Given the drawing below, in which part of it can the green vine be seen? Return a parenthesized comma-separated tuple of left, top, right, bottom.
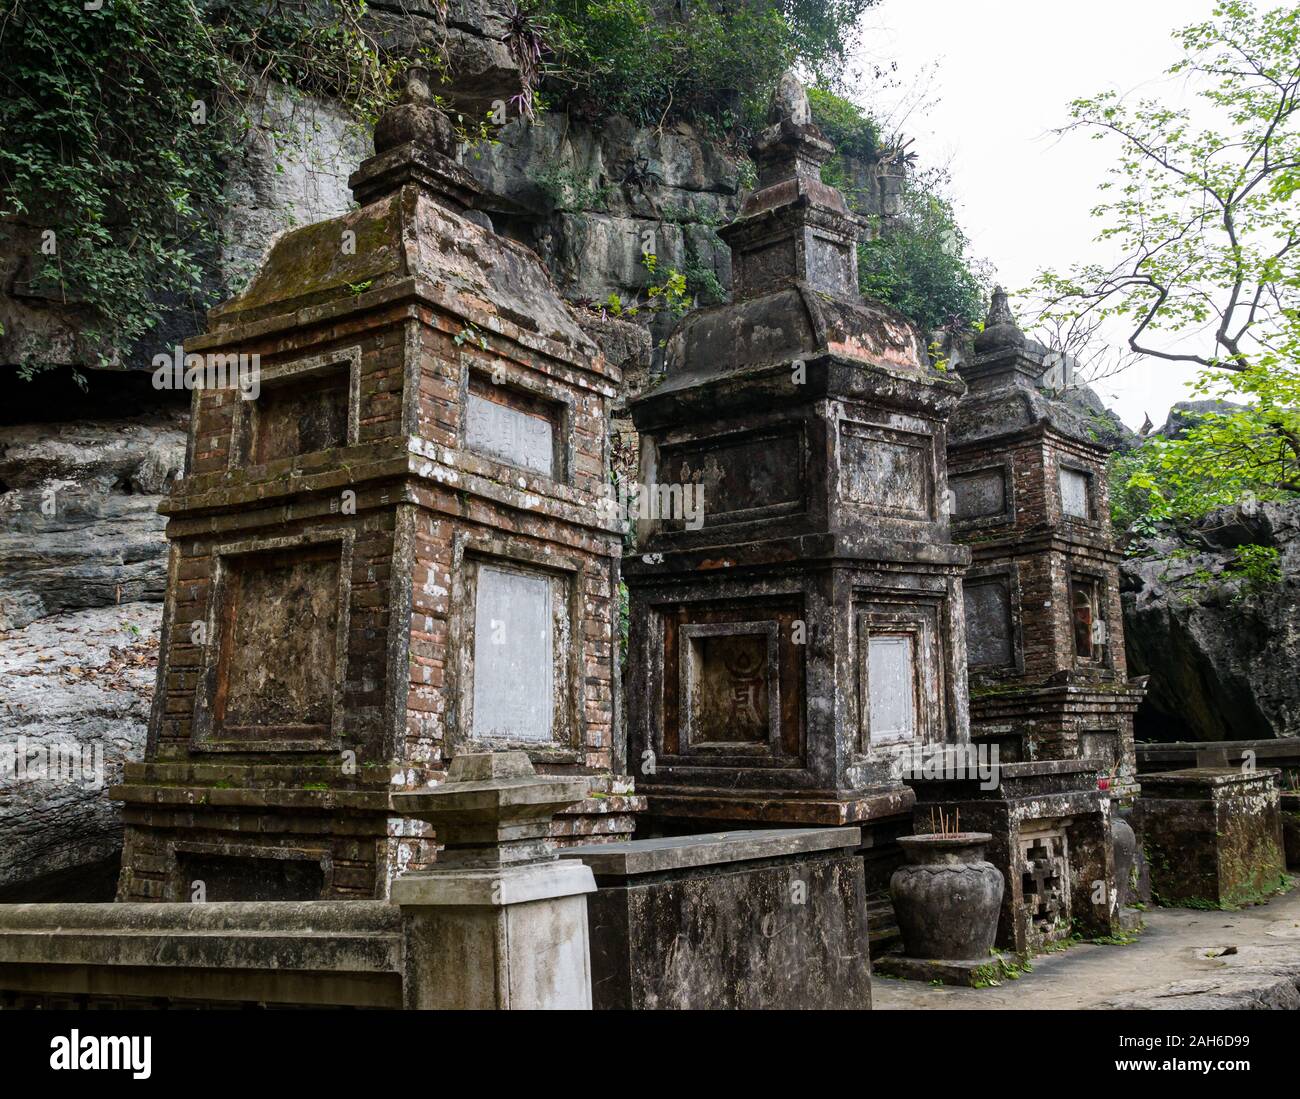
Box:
(533, 0, 879, 135)
(0, 0, 404, 378)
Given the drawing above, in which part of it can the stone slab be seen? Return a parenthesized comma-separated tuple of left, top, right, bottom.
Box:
(875, 952, 1017, 988)
(1137, 739, 1300, 774)
(559, 826, 861, 877)
(390, 858, 596, 907)
(1139, 766, 1282, 794)
(0, 901, 403, 1008)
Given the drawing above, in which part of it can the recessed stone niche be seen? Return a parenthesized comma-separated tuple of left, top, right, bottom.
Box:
(681, 623, 780, 750)
(661, 602, 805, 767)
(854, 597, 944, 749)
(964, 577, 1014, 669)
(950, 467, 1007, 522)
(659, 426, 805, 528)
(232, 347, 361, 467)
(839, 422, 934, 520)
(1080, 729, 1120, 771)
(178, 852, 326, 902)
(203, 539, 348, 747)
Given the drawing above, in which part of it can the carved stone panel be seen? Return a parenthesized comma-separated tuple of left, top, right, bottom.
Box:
(662, 428, 804, 526)
(680, 622, 780, 751)
(660, 602, 805, 765)
(1080, 729, 1119, 771)
(964, 578, 1014, 668)
(950, 468, 1007, 521)
(840, 423, 933, 520)
(466, 390, 556, 477)
(471, 564, 554, 742)
(1018, 827, 1072, 946)
(212, 542, 344, 743)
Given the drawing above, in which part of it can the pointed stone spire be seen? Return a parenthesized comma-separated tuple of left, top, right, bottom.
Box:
(750, 70, 836, 192)
(769, 70, 813, 127)
(973, 285, 1026, 353)
(348, 64, 480, 211)
(721, 71, 863, 301)
(372, 65, 455, 158)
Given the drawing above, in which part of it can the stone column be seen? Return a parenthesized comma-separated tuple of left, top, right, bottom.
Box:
(390, 752, 596, 1009)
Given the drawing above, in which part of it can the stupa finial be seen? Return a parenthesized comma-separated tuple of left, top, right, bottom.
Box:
(974, 285, 1026, 353)
(768, 71, 813, 128)
(350, 61, 478, 210)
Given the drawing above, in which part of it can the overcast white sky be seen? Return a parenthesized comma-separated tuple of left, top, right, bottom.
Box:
(850, 0, 1221, 429)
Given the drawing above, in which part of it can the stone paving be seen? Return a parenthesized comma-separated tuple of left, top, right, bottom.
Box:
(874, 883, 1300, 1009)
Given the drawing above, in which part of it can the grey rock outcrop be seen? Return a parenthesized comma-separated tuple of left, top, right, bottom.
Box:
(1122, 500, 1300, 741)
(0, 411, 186, 631)
(0, 402, 180, 898)
(0, 602, 158, 901)
(1058, 383, 1141, 451)
(468, 111, 741, 313)
(1158, 399, 1248, 439)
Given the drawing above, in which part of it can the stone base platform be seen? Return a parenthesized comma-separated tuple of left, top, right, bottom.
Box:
(1137, 767, 1287, 908)
(874, 952, 1018, 988)
(561, 826, 872, 1010)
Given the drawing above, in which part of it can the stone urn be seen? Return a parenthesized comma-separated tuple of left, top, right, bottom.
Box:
(890, 832, 1004, 960)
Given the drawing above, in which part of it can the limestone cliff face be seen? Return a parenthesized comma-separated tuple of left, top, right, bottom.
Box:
(0, 386, 186, 898)
(1122, 500, 1300, 741)
(2, 3, 903, 381)
(0, 3, 755, 897)
(0, 407, 186, 632)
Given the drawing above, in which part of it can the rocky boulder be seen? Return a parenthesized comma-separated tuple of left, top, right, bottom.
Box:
(1121, 500, 1300, 741)
(1157, 399, 1249, 439)
(1059, 382, 1141, 451)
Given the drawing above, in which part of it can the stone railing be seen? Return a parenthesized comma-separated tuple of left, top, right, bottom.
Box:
(0, 753, 879, 1009)
(0, 901, 403, 1009)
(1136, 738, 1300, 781)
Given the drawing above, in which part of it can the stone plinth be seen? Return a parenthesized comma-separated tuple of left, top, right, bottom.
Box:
(560, 826, 871, 1009)
(873, 952, 1018, 988)
(1136, 768, 1287, 908)
(391, 751, 597, 1009)
(908, 760, 1117, 954)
